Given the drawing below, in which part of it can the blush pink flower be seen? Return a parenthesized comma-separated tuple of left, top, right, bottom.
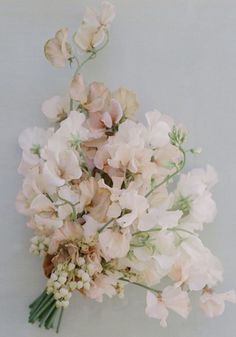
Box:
(145, 286, 191, 327)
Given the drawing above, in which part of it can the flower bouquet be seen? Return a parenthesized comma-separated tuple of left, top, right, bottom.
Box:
(16, 1, 235, 333)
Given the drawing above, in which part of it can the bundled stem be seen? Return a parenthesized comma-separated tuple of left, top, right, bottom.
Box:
(29, 289, 64, 333)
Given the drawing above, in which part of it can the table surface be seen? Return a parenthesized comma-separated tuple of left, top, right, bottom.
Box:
(0, 0, 236, 336)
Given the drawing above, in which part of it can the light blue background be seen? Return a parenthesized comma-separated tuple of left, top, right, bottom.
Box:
(0, 0, 236, 336)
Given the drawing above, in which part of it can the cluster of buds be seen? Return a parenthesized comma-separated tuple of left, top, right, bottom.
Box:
(47, 263, 73, 308)
(46, 250, 100, 308)
(30, 236, 50, 256)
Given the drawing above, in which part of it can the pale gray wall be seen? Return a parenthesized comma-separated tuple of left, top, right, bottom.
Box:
(0, 0, 236, 336)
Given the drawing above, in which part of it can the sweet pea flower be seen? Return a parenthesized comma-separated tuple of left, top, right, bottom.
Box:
(16, 177, 40, 215)
(95, 119, 151, 173)
(49, 221, 83, 254)
(74, 25, 106, 52)
(83, 1, 115, 29)
(83, 214, 104, 238)
(43, 150, 82, 187)
(70, 78, 123, 131)
(18, 127, 53, 166)
(30, 193, 63, 230)
(145, 286, 191, 327)
(169, 237, 223, 291)
(74, 2, 115, 52)
(47, 111, 90, 154)
(41, 95, 67, 122)
(145, 110, 173, 148)
(44, 28, 72, 68)
(113, 87, 139, 119)
(70, 74, 88, 103)
(85, 273, 119, 303)
(138, 196, 182, 231)
(200, 288, 236, 317)
(117, 190, 149, 228)
(99, 228, 131, 260)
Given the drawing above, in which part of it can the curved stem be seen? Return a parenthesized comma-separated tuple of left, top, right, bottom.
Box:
(98, 218, 114, 234)
(120, 277, 161, 294)
(145, 147, 186, 198)
(170, 227, 196, 236)
(57, 196, 77, 221)
(69, 32, 110, 111)
(74, 31, 109, 78)
(132, 228, 162, 236)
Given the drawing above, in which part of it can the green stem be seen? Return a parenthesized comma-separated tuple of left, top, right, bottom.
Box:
(39, 303, 56, 327)
(45, 306, 57, 330)
(120, 277, 161, 294)
(29, 289, 47, 309)
(170, 227, 196, 236)
(56, 308, 64, 333)
(30, 295, 55, 322)
(69, 32, 110, 109)
(132, 228, 162, 236)
(98, 218, 114, 234)
(57, 195, 77, 221)
(29, 294, 52, 321)
(132, 227, 196, 241)
(145, 147, 186, 198)
(74, 31, 109, 77)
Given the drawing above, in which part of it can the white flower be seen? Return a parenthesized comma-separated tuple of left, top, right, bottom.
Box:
(145, 110, 173, 148)
(83, 1, 115, 29)
(47, 111, 89, 154)
(69, 74, 87, 103)
(74, 2, 115, 52)
(44, 28, 72, 68)
(95, 119, 151, 174)
(18, 127, 53, 165)
(145, 286, 191, 327)
(57, 185, 80, 219)
(16, 176, 43, 215)
(42, 96, 67, 122)
(99, 228, 131, 260)
(169, 237, 223, 291)
(117, 190, 149, 228)
(112, 87, 139, 119)
(175, 166, 218, 230)
(85, 273, 119, 302)
(200, 289, 236, 317)
(176, 165, 218, 198)
(190, 191, 216, 224)
(74, 25, 106, 52)
(83, 215, 104, 238)
(43, 150, 82, 186)
(30, 193, 63, 230)
(138, 196, 182, 231)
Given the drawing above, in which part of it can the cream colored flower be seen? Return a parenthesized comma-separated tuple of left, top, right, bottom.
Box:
(145, 110, 173, 148)
(74, 25, 106, 52)
(99, 228, 131, 260)
(200, 289, 236, 317)
(145, 287, 191, 327)
(43, 150, 82, 187)
(113, 88, 139, 119)
(70, 74, 87, 103)
(74, 2, 115, 52)
(87, 187, 111, 222)
(44, 28, 72, 68)
(85, 273, 119, 303)
(30, 193, 63, 230)
(83, 1, 115, 29)
(42, 96, 67, 122)
(18, 127, 53, 165)
(49, 221, 83, 254)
